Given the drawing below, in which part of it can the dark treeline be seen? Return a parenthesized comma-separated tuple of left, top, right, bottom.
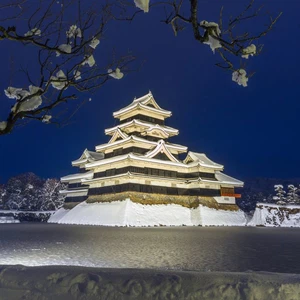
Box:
(0, 173, 66, 211)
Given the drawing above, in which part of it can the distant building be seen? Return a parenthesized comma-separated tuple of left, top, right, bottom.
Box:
(61, 92, 243, 207)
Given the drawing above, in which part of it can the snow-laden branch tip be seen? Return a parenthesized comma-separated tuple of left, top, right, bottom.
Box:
(24, 28, 41, 37)
(42, 115, 52, 123)
(242, 44, 256, 59)
(82, 55, 95, 67)
(232, 69, 248, 87)
(200, 21, 222, 53)
(56, 44, 72, 56)
(0, 121, 7, 130)
(66, 25, 82, 39)
(73, 70, 81, 80)
(4, 87, 29, 100)
(108, 68, 124, 79)
(10, 85, 43, 113)
(134, 0, 149, 13)
(50, 70, 68, 90)
(89, 38, 100, 49)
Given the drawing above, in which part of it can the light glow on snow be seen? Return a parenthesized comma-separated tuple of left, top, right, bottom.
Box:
(49, 199, 247, 227)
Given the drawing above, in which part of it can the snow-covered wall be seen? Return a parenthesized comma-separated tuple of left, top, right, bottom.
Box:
(49, 199, 247, 227)
(248, 203, 300, 227)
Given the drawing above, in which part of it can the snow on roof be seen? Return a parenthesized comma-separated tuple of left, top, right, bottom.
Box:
(215, 171, 244, 186)
(184, 152, 223, 169)
(72, 149, 104, 166)
(61, 170, 94, 182)
(113, 92, 172, 118)
(59, 188, 88, 194)
(96, 135, 187, 152)
(105, 119, 178, 136)
(108, 128, 128, 144)
(145, 140, 179, 162)
(143, 124, 169, 138)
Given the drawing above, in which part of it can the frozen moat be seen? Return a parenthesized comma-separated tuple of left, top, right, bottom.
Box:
(1, 224, 300, 273)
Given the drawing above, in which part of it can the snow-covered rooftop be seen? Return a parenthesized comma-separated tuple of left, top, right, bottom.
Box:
(113, 92, 172, 118)
(61, 170, 94, 182)
(72, 149, 104, 166)
(215, 171, 244, 187)
(184, 152, 224, 170)
(96, 135, 187, 152)
(105, 119, 178, 136)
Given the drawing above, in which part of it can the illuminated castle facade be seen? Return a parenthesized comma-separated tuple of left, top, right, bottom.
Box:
(61, 92, 243, 207)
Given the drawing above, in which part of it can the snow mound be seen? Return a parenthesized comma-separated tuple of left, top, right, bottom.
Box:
(50, 199, 247, 227)
(0, 216, 20, 224)
(196, 205, 247, 226)
(48, 208, 69, 223)
(1, 265, 300, 300)
(248, 203, 300, 227)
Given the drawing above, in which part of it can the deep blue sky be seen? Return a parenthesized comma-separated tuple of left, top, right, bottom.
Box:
(0, 0, 299, 183)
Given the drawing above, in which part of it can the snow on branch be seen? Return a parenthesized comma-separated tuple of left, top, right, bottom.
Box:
(232, 69, 248, 87)
(24, 28, 41, 37)
(160, 0, 281, 87)
(5, 85, 43, 113)
(50, 70, 68, 90)
(89, 38, 100, 49)
(242, 44, 256, 59)
(200, 21, 222, 53)
(66, 25, 82, 39)
(108, 68, 124, 79)
(134, 0, 150, 13)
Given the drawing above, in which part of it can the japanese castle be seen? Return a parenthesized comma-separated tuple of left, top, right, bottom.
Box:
(61, 92, 243, 208)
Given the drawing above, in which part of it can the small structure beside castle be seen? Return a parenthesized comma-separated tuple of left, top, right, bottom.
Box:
(60, 91, 243, 214)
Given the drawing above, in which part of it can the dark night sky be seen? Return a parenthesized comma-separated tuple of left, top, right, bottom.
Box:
(0, 0, 299, 183)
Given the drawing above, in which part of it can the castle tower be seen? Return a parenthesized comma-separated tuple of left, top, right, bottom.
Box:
(61, 92, 243, 207)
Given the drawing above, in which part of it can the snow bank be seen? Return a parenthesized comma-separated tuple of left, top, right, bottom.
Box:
(48, 208, 69, 223)
(248, 203, 300, 227)
(51, 199, 247, 227)
(1, 265, 300, 300)
(196, 205, 247, 226)
(0, 216, 20, 224)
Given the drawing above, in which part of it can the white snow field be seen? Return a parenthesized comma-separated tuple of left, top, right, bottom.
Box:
(248, 203, 300, 227)
(48, 199, 247, 226)
(1, 265, 300, 300)
(0, 216, 19, 224)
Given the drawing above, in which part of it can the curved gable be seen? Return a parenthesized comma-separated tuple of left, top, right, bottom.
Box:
(145, 140, 179, 162)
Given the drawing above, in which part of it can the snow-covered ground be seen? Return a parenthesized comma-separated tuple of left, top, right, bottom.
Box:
(0, 216, 20, 224)
(248, 203, 300, 227)
(48, 199, 247, 226)
(1, 265, 300, 300)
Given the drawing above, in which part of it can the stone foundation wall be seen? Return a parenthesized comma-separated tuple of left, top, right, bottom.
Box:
(86, 192, 239, 211)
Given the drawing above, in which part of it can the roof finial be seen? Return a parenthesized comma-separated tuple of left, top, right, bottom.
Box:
(148, 90, 152, 96)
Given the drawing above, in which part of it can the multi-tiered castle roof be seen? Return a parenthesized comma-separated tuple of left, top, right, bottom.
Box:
(61, 92, 243, 206)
